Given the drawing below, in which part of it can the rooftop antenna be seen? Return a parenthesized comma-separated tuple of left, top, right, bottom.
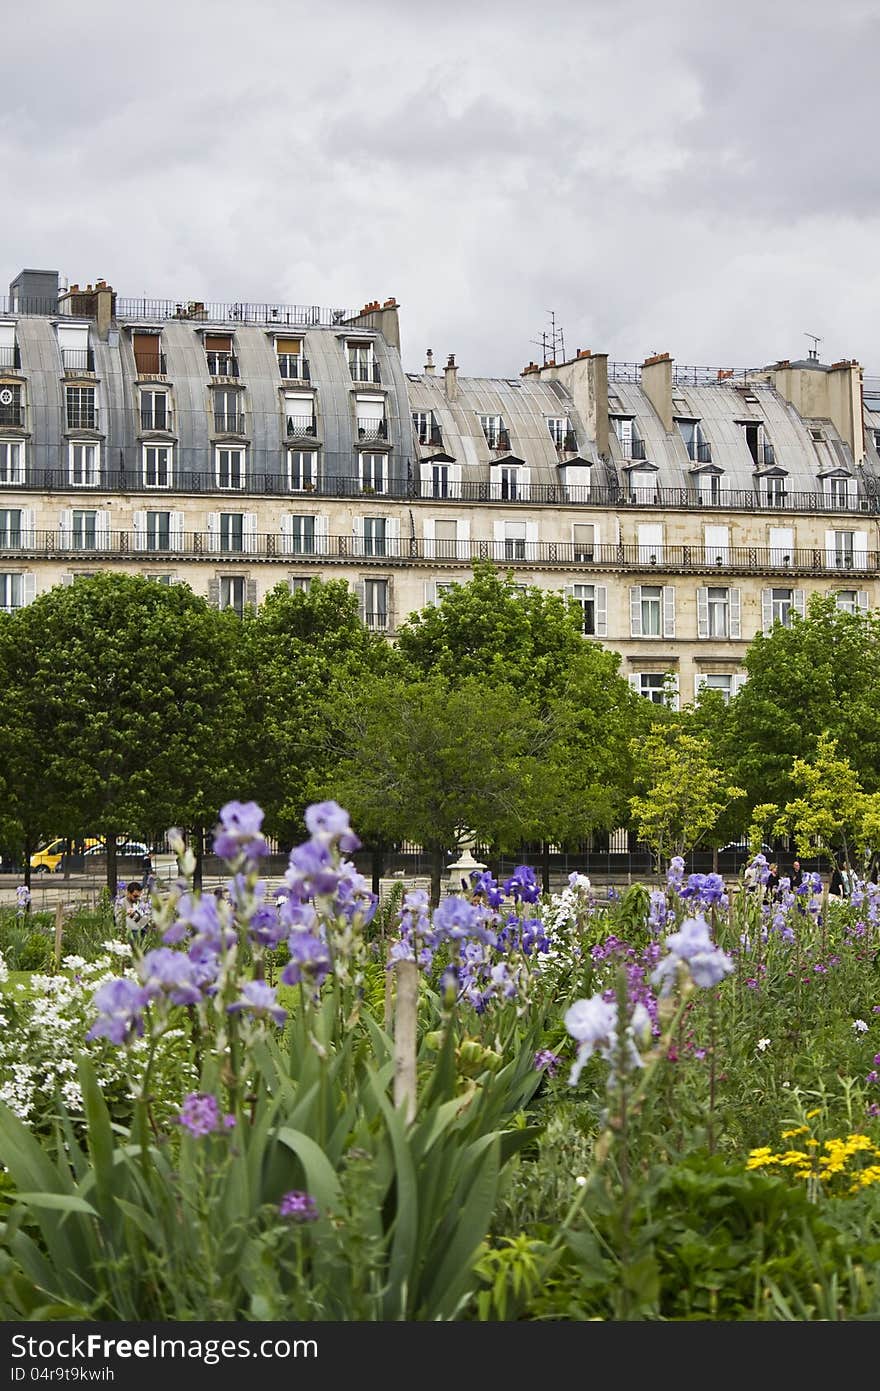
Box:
(530, 310, 566, 366)
(804, 332, 822, 362)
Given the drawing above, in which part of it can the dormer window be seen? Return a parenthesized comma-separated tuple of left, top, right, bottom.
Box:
(613, 417, 646, 461)
(57, 323, 93, 374)
(696, 468, 724, 504)
(212, 387, 245, 434)
(348, 341, 379, 383)
(276, 338, 309, 381)
(627, 464, 659, 504)
(823, 473, 855, 510)
(547, 417, 576, 450)
(413, 410, 441, 446)
(284, 391, 317, 439)
(205, 334, 238, 378)
(132, 331, 165, 377)
(356, 395, 386, 443)
(742, 421, 774, 467)
(762, 473, 788, 508)
(0, 323, 19, 372)
(677, 418, 711, 463)
(479, 414, 509, 449)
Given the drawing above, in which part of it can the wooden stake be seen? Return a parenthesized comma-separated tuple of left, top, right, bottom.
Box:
(393, 959, 418, 1125)
(53, 901, 65, 971)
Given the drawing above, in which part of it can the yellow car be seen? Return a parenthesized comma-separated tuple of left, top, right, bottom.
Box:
(30, 837, 102, 873)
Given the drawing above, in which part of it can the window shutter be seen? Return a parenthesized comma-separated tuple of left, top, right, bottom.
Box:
(424, 580, 437, 606)
(133, 510, 147, 552)
(419, 463, 434, 488)
(630, 586, 642, 637)
(21, 508, 35, 549)
(448, 463, 462, 493)
(22, 573, 36, 606)
(243, 513, 258, 554)
(662, 585, 676, 638)
(824, 529, 836, 569)
(761, 588, 772, 634)
(525, 520, 539, 558)
(628, 672, 642, 693)
(207, 577, 220, 608)
(386, 516, 401, 558)
(457, 515, 470, 559)
(245, 577, 257, 608)
(315, 514, 329, 555)
(596, 584, 607, 637)
(354, 580, 366, 624)
(493, 518, 505, 561)
(423, 516, 435, 559)
(730, 587, 742, 638)
(732, 672, 748, 696)
(519, 466, 531, 501)
(694, 673, 707, 699)
(207, 512, 220, 552)
(857, 590, 869, 613)
(697, 586, 709, 638)
(61, 573, 74, 585)
(280, 515, 293, 555)
(854, 530, 868, 567)
(352, 516, 364, 557)
(60, 509, 73, 548)
(95, 512, 110, 551)
(666, 673, 680, 712)
(169, 512, 184, 551)
(793, 588, 806, 619)
(563, 583, 575, 600)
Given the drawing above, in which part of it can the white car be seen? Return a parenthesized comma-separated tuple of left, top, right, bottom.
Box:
(83, 840, 151, 860)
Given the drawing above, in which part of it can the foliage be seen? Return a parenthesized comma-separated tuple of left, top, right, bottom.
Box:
(628, 723, 745, 867)
(774, 732, 864, 865)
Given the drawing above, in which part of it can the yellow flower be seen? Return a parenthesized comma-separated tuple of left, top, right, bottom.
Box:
(779, 1150, 809, 1166)
(781, 1126, 810, 1139)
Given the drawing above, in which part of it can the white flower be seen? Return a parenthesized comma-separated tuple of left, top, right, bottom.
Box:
(756, 1037, 771, 1052)
(853, 1018, 869, 1033)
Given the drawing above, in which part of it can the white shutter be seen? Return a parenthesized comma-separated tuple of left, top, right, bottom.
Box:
(825, 530, 836, 570)
(21, 573, 36, 606)
(762, 588, 773, 634)
(563, 583, 575, 600)
(596, 584, 607, 637)
(732, 672, 748, 695)
(352, 517, 364, 557)
(854, 530, 868, 568)
(493, 519, 505, 562)
(169, 512, 184, 552)
(315, 514, 329, 555)
(423, 517, 436, 560)
(666, 673, 680, 712)
(662, 585, 676, 638)
(519, 466, 531, 501)
(857, 590, 869, 613)
(95, 512, 110, 551)
(525, 520, 539, 559)
(243, 513, 258, 554)
(848, 477, 858, 507)
(694, 673, 708, 699)
(60, 509, 73, 548)
(457, 515, 470, 560)
(730, 587, 742, 638)
(448, 463, 462, 493)
(21, 508, 35, 549)
(769, 527, 793, 565)
(628, 672, 642, 694)
(793, 589, 806, 619)
(630, 586, 642, 637)
(419, 463, 434, 489)
(280, 515, 294, 555)
(133, 510, 147, 552)
(387, 516, 401, 558)
(354, 579, 366, 624)
(617, 418, 632, 452)
(637, 523, 663, 563)
(424, 580, 437, 606)
(207, 512, 221, 553)
(704, 525, 729, 564)
(61, 573, 74, 586)
(697, 586, 709, 638)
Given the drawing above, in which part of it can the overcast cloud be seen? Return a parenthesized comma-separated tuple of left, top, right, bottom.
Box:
(2, 0, 878, 376)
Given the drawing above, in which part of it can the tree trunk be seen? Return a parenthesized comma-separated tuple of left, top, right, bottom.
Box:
(193, 825, 204, 891)
(106, 833, 118, 897)
(541, 840, 551, 896)
(23, 831, 32, 892)
(429, 843, 444, 909)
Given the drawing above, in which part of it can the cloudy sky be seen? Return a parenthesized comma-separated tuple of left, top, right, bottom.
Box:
(2, 0, 878, 376)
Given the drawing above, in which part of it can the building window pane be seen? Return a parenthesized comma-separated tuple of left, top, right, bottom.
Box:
(288, 450, 317, 491)
(707, 587, 729, 637)
(641, 585, 662, 636)
(364, 578, 388, 629)
(0, 509, 22, 547)
(220, 576, 246, 615)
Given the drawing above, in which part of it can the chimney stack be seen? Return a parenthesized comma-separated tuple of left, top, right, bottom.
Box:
(424, 348, 435, 375)
(641, 352, 673, 432)
(444, 353, 458, 401)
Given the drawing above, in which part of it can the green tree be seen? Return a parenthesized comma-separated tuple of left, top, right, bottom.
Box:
(2, 574, 242, 891)
(774, 732, 864, 869)
(629, 724, 745, 872)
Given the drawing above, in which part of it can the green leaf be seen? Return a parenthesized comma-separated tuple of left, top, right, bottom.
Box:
(13, 1193, 99, 1217)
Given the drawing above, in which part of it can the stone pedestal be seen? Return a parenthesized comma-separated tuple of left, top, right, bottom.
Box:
(446, 845, 487, 894)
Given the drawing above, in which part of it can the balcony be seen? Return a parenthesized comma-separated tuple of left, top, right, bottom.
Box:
(349, 360, 381, 384)
(619, 437, 647, 461)
(66, 406, 99, 431)
(758, 442, 775, 467)
(286, 414, 317, 439)
(364, 610, 389, 631)
(140, 406, 173, 432)
(357, 417, 388, 442)
(213, 411, 247, 435)
(135, 351, 167, 377)
(61, 348, 95, 374)
(278, 354, 310, 381)
(0, 345, 20, 370)
(206, 352, 239, 378)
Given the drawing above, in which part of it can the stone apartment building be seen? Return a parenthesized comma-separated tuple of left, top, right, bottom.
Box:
(1, 264, 879, 709)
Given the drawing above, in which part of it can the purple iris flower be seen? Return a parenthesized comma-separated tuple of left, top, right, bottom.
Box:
(86, 977, 149, 1045)
(227, 980, 287, 1027)
(213, 800, 271, 863)
(281, 932, 333, 988)
(304, 801, 361, 853)
(503, 865, 540, 904)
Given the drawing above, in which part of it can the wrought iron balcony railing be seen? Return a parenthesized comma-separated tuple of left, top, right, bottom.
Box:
(349, 360, 381, 383)
(213, 412, 247, 435)
(0, 345, 20, 370)
(206, 352, 239, 378)
(356, 417, 387, 441)
(140, 407, 173, 432)
(286, 415, 317, 438)
(61, 348, 95, 373)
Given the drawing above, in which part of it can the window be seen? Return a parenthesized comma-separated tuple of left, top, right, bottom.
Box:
(571, 583, 604, 636)
(677, 419, 711, 463)
(288, 450, 317, 491)
(285, 392, 316, 438)
(363, 578, 388, 630)
(0, 323, 17, 371)
(742, 422, 774, 467)
(0, 509, 22, 547)
(835, 590, 868, 615)
(547, 417, 574, 448)
(413, 410, 438, 446)
(697, 585, 741, 639)
(613, 417, 645, 460)
(276, 339, 308, 381)
(220, 514, 244, 552)
(429, 463, 452, 498)
(573, 523, 595, 562)
(348, 342, 378, 383)
(219, 576, 246, 616)
(132, 332, 163, 376)
(0, 573, 23, 612)
(145, 512, 171, 551)
(637, 523, 663, 564)
(213, 389, 243, 433)
(140, 390, 170, 431)
(69, 442, 100, 487)
(875, 430, 880, 451)
(205, 335, 238, 377)
(697, 472, 722, 504)
(434, 519, 458, 560)
(355, 395, 386, 442)
(704, 525, 729, 566)
(360, 453, 385, 493)
(144, 573, 174, 585)
(363, 517, 387, 558)
(66, 386, 96, 431)
(764, 475, 787, 507)
(701, 674, 733, 704)
(636, 673, 672, 705)
(143, 445, 172, 489)
(216, 447, 245, 490)
(287, 515, 316, 556)
(57, 324, 91, 373)
(762, 586, 804, 631)
(827, 476, 850, 509)
(0, 384, 22, 428)
(498, 465, 519, 500)
(630, 583, 674, 638)
(289, 576, 312, 594)
(833, 531, 854, 569)
(479, 414, 505, 448)
(769, 527, 793, 566)
(503, 521, 527, 561)
(0, 441, 24, 485)
(71, 510, 98, 550)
